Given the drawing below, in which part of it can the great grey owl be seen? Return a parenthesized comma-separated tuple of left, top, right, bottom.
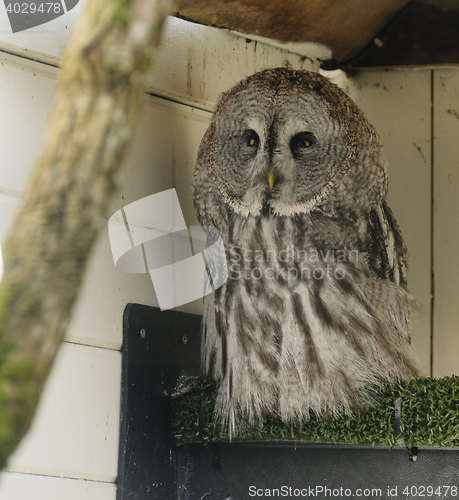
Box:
(191, 67, 422, 436)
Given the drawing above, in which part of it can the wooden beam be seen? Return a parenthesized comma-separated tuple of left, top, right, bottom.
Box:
(175, 0, 410, 62)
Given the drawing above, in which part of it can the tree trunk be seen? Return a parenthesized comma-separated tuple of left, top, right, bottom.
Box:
(0, 0, 173, 468)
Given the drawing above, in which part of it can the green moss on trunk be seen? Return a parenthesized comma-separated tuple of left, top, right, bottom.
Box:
(0, 0, 173, 469)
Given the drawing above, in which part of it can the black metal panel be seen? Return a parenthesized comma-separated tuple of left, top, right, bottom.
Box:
(177, 443, 459, 500)
(117, 304, 459, 500)
(117, 304, 202, 500)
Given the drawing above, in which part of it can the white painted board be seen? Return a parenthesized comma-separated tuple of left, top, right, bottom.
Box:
(5, 343, 121, 482)
(0, 53, 56, 284)
(0, 53, 212, 349)
(0, 8, 320, 110)
(64, 225, 157, 350)
(67, 95, 211, 349)
(151, 16, 319, 111)
(432, 70, 459, 377)
(0, 472, 116, 500)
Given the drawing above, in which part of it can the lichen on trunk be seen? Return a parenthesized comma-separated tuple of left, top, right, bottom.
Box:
(0, 0, 173, 469)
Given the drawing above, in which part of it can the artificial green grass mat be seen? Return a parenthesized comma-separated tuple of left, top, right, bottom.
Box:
(172, 376, 459, 449)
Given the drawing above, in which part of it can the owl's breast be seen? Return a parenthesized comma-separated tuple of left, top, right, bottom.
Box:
(201, 211, 420, 434)
(224, 213, 365, 291)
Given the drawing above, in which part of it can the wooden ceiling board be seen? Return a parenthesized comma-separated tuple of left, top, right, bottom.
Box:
(175, 0, 411, 62)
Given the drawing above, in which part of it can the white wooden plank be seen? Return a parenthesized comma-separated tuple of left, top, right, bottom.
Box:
(0, 53, 211, 348)
(432, 70, 459, 377)
(64, 225, 158, 350)
(150, 16, 319, 111)
(6, 343, 121, 482)
(109, 94, 211, 225)
(346, 70, 432, 374)
(0, 472, 116, 500)
(0, 52, 58, 192)
(66, 95, 210, 349)
(0, 3, 322, 83)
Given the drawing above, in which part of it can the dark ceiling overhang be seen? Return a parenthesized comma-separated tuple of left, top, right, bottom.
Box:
(174, 0, 459, 71)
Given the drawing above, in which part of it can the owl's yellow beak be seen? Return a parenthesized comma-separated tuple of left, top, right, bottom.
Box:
(268, 168, 276, 190)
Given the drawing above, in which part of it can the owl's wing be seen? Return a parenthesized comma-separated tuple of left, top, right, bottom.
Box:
(367, 201, 408, 287)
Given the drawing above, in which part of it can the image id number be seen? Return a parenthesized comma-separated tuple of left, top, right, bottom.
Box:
(5, 3, 62, 14)
(402, 486, 458, 497)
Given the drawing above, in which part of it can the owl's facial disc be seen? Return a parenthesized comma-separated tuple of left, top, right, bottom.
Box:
(213, 89, 350, 217)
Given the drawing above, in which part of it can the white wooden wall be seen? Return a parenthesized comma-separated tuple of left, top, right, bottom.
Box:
(0, 6, 458, 499)
(345, 71, 433, 374)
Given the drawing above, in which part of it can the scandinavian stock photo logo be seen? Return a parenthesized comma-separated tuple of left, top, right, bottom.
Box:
(108, 189, 228, 311)
(3, 0, 79, 33)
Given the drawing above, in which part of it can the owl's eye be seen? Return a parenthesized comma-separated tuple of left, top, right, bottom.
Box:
(244, 130, 260, 148)
(290, 132, 316, 154)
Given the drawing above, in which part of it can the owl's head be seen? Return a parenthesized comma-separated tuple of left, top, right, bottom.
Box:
(193, 68, 388, 221)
